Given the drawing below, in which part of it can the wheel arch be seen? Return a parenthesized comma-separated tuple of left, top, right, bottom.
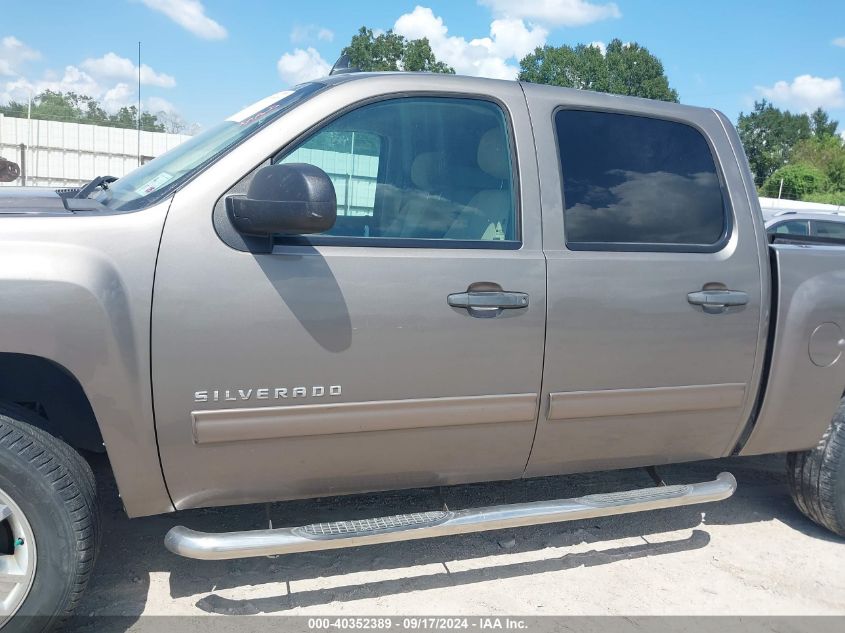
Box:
(0, 352, 103, 453)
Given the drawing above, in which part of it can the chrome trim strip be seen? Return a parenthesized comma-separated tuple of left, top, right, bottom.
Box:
(547, 383, 747, 421)
(192, 393, 538, 444)
(164, 472, 737, 560)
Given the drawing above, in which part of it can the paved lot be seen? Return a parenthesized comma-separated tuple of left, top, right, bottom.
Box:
(68, 452, 845, 630)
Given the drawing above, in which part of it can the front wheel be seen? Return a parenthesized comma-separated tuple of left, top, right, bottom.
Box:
(787, 398, 845, 537)
(0, 404, 100, 632)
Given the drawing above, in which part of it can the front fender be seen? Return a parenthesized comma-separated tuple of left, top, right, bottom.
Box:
(0, 204, 173, 517)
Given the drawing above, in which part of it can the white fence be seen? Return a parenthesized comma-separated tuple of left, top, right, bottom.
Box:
(758, 196, 844, 214)
(283, 146, 379, 217)
(0, 114, 191, 188)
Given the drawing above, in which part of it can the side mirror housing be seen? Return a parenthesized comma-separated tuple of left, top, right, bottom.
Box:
(226, 163, 337, 236)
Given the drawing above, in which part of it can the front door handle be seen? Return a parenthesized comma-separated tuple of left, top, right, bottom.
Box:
(448, 291, 529, 309)
(448, 290, 529, 318)
(687, 289, 748, 314)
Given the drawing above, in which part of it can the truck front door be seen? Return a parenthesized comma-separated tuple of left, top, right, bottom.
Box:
(151, 78, 546, 509)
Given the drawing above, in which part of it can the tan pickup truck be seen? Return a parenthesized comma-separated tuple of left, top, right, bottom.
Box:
(1, 70, 844, 631)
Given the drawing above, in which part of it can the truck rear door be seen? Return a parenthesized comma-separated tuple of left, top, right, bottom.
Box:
(523, 85, 767, 476)
(151, 77, 547, 509)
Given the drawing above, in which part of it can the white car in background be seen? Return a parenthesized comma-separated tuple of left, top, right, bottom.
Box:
(765, 210, 845, 239)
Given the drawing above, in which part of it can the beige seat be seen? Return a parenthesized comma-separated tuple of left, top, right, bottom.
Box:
(383, 152, 459, 238)
(446, 129, 512, 241)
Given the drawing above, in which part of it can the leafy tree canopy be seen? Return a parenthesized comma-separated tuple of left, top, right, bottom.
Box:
(755, 111, 845, 204)
(791, 134, 845, 192)
(803, 190, 845, 205)
(341, 27, 454, 73)
(737, 100, 841, 186)
(0, 90, 166, 132)
(761, 163, 829, 199)
(810, 107, 839, 139)
(518, 39, 679, 103)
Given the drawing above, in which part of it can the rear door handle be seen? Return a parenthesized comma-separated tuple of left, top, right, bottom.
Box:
(687, 289, 748, 314)
(448, 290, 529, 318)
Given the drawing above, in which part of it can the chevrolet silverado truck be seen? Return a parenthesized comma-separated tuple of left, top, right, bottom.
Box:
(1, 71, 844, 630)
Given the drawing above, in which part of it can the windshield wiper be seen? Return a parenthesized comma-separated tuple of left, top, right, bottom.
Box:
(74, 175, 117, 199)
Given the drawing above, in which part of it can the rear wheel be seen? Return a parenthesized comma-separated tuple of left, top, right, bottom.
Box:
(0, 404, 100, 632)
(787, 398, 845, 537)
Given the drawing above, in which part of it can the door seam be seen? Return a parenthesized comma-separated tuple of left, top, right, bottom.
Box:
(518, 81, 549, 477)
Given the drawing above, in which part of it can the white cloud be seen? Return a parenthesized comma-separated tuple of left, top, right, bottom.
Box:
(756, 74, 845, 112)
(2, 65, 177, 115)
(102, 83, 135, 111)
(833, 37, 845, 48)
(0, 36, 40, 76)
(146, 96, 177, 113)
(290, 26, 309, 43)
(139, 0, 227, 40)
(273, 2, 614, 87)
(1, 46, 178, 114)
(486, 18, 549, 59)
(479, 0, 621, 26)
(0, 38, 186, 122)
(290, 25, 335, 43)
(81, 53, 176, 88)
(394, 6, 546, 79)
(276, 47, 331, 85)
(588, 40, 606, 55)
(2, 66, 101, 104)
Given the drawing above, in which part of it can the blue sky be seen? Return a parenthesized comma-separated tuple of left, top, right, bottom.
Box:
(1, 0, 844, 132)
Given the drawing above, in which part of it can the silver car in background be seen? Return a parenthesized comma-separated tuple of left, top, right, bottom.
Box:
(765, 210, 845, 239)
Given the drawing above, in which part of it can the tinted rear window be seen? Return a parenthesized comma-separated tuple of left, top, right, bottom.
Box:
(555, 110, 727, 250)
(812, 220, 845, 239)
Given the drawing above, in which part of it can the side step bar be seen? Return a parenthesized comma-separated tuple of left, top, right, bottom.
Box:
(165, 472, 736, 560)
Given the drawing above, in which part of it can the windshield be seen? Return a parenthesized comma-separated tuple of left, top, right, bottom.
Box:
(94, 82, 324, 211)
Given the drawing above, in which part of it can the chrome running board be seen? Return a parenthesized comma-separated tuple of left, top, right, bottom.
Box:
(164, 472, 736, 560)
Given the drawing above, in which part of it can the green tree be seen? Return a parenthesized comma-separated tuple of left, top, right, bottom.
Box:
(810, 107, 839, 139)
(109, 105, 163, 132)
(737, 100, 813, 185)
(0, 90, 166, 131)
(341, 27, 454, 73)
(761, 163, 829, 199)
(518, 39, 679, 103)
(805, 191, 845, 205)
(792, 134, 845, 192)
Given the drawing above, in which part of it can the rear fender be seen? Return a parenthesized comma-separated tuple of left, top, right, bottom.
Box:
(741, 245, 845, 455)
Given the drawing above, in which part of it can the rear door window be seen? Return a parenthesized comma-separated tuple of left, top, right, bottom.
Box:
(812, 220, 845, 239)
(554, 110, 728, 251)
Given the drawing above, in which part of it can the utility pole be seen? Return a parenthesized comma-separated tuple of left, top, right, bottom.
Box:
(778, 178, 784, 199)
(25, 90, 32, 187)
(137, 41, 142, 167)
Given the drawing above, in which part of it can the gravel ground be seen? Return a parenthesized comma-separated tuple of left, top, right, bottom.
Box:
(66, 452, 845, 631)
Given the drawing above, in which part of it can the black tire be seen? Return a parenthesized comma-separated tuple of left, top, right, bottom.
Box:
(787, 398, 845, 538)
(0, 403, 100, 632)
